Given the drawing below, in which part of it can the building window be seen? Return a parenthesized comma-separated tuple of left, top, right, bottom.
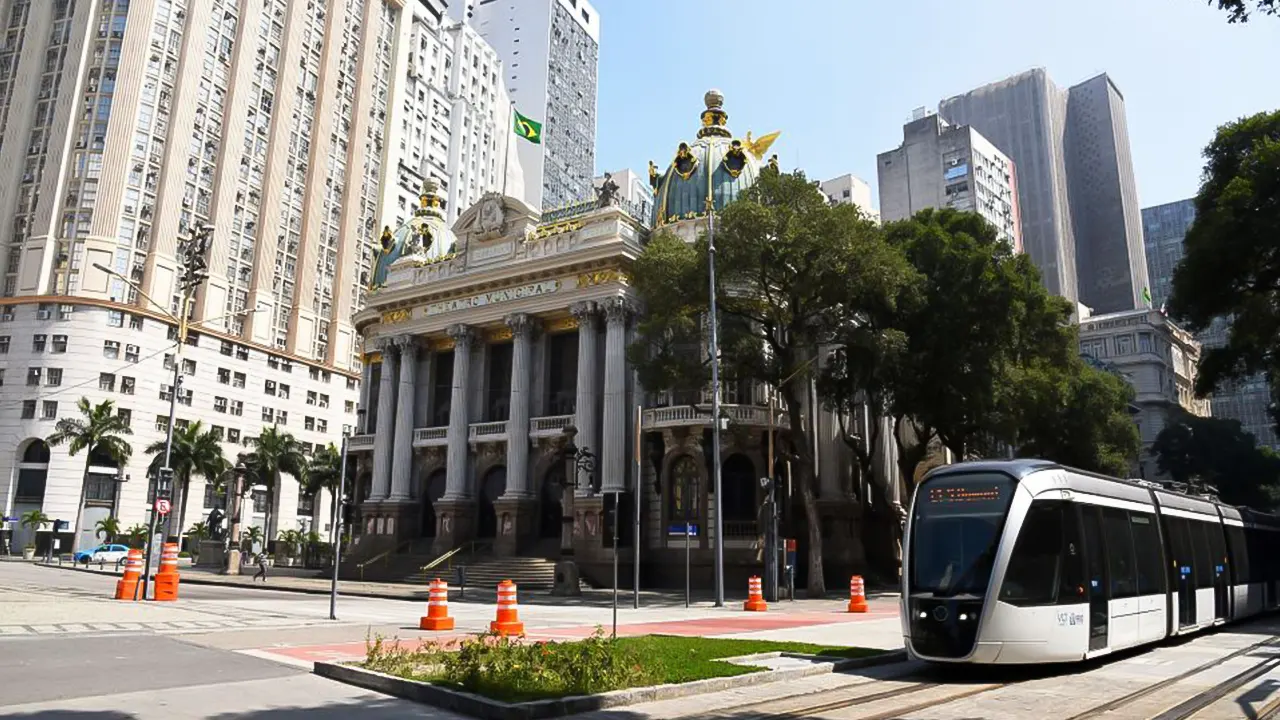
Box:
(204, 483, 225, 509)
(318, 393, 329, 408)
(117, 408, 131, 427)
(58, 305, 72, 321)
(32, 334, 46, 352)
(307, 390, 317, 405)
(268, 356, 279, 370)
(282, 360, 292, 374)
(210, 425, 224, 441)
(278, 383, 290, 399)
(27, 368, 41, 386)
(347, 377, 357, 391)
(305, 416, 315, 431)
(175, 418, 190, 431)
(99, 373, 116, 391)
(163, 354, 175, 370)
(160, 384, 173, 402)
(230, 400, 243, 416)
(264, 379, 276, 396)
(181, 358, 196, 375)
(1139, 332, 1153, 354)
(42, 401, 58, 420)
(121, 376, 136, 395)
(46, 368, 62, 387)
(21, 400, 35, 419)
(309, 367, 320, 381)
(227, 428, 241, 443)
(233, 372, 246, 388)
(129, 315, 144, 330)
(107, 310, 124, 327)
(0, 336, 8, 353)
(345, 400, 355, 413)
(217, 368, 230, 384)
(221, 340, 234, 356)
(262, 407, 275, 423)
(1116, 335, 1134, 355)
(316, 418, 327, 434)
(214, 396, 228, 413)
(0, 368, 4, 386)
(236, 345, 249, 361)
(103, 340, 120, 359)
(178, 388, 193, 406)
(125, 344, 139, 362)
(51, 335, 67, 353)
(297, 494, 315, 516)
(277, 410, 288, 426)
(252, 490, 269, 514)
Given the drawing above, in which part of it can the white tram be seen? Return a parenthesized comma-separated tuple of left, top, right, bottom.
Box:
(901, 460, 1280, 664)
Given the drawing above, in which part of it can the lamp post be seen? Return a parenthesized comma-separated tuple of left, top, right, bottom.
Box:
(330, 408, 362, 620)
(705, 199, 725, 608)
(223, 457, 253, 575)
(553, 425, 595, 596)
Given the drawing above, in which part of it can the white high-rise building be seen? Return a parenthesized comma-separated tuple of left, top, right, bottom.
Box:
(819, 174, 878, 223)
(380, 0, 525, 229)
(0, 0, 403, 553)
(877, 113, 1022, 252)
(455, 0, 600, 212)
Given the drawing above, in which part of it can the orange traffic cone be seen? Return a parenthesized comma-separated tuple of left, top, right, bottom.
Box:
(489, 580, 525, 636)
(743, 575, 768, 611)
(847, 575, 868, 613)
(114, 548, 143, 601)
(154, 542, 180, 601)
(420, 578, 456, 631)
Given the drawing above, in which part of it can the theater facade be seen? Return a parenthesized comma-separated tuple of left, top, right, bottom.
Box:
(349, 92, 894, 588)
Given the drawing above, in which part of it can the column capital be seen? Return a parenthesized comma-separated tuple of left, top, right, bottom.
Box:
(601, 296, 637, 325)
(372, 336, 397, 354)
(503, 312, 540, 338)
(392, 334, 420, 352)
(446, 323, 475, 346)
(569, 300, 598, 323)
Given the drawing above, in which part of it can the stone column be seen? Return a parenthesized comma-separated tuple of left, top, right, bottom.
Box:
(443, 324, 474, 499)
(570, 301, 600, 496)
(370, 338, 398, 502)
(388, 335, 419, 502)
(503, 313, 537, 496)
(600, 298, 632, 493)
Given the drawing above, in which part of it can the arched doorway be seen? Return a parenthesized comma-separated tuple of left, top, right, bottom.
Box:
(420, 470, 446, 537)
(11, 440, 50, 554)
(667, 455, 701, 536)
(82, 446, 121, 550)
(721, 454, 758, 538)
(477, 466, 507, 539)
(539, 465, 564, 539)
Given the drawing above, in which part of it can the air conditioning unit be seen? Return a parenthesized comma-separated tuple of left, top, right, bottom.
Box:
(37, 310, 52, 320)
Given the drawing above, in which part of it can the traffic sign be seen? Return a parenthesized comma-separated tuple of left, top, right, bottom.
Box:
(155, 499, 172, 515)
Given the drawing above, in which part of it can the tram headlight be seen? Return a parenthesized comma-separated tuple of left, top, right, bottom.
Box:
(959, 613, 968, 621)
(918, 611, 927, 619)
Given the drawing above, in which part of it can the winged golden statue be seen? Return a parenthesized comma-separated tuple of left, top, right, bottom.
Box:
(743, 130, 781, 160)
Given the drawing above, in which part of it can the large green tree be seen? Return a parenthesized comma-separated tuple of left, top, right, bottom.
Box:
(1150, 409, 1280, 509)
(629, 168, 913, 596)
(1212, 0, 1277, 22)
(46, 398, 133, 551)
(241, 426, 307, 543)
(303, 443, 347, 544)
(145, 421, 227, 543)
(1167, 110, 1280, 432)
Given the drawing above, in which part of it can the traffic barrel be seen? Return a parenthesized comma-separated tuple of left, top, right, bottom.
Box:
(847, 575, 868, 613)
(489, 580, 525, 636)
(153, 542, 180, 601)
(114, 548, 143, 601)
(419, 578, 455, 631)
(743, 575, 768, 612)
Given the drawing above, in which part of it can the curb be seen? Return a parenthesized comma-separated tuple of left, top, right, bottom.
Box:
(314, 649, 909, 719)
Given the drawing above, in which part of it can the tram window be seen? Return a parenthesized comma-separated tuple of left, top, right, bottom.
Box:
(1166, 516, 1195, 585)
(1205, 522, 1227, 580)
(1128, 512, 1165, 596)
(1102, 508, 1138, 599)
(1190, 521, 1214, 589)
(999, 501, 1075, 606)
(1226, 526, 1249, 584)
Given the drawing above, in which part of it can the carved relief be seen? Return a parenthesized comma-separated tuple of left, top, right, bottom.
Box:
(504, 312, 540, 338)
(601, 297, 636, 325)
(569, 300, 598, 324)
(446, 324, 475, 347)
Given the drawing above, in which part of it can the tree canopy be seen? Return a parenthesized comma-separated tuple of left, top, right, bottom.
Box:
(1150, 409, 1280, 509)
(1167, 109, 1280, 432)
(1212, 0, 1277, 22)
(145, 421, 227, 541)
(242, 426, 307, 541)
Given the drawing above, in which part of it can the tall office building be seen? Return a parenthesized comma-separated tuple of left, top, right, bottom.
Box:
(820, 173, 880, 223)
(0, 0, 405, 552)
(457, 0, 600, 211)
(877, 113, 1020, 250)
(940, 69, 1151, 314)
(1143, 199, 1278, 449)
(380, 0, 525, 228)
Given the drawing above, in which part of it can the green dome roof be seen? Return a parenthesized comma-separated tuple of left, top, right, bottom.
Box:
(650, 90, 779, 228)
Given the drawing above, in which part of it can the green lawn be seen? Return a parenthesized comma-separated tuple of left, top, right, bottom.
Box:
(361, 632, 883, 704)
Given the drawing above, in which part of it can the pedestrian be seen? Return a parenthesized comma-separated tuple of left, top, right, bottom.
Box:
(254, 552, 267, 582)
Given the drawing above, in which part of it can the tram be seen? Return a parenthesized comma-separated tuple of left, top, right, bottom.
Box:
(901, 459, 1280, 664)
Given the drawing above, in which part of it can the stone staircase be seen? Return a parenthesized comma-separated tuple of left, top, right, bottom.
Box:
(444, 555, 564, 594)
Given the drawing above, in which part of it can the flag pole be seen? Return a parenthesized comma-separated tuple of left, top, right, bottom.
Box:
(502, 100, 514, 198)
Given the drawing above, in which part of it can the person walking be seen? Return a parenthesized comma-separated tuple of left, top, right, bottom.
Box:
(253, 552, 267, 582)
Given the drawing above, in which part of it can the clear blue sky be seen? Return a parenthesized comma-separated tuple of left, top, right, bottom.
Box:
(592, 0, 1279, 209)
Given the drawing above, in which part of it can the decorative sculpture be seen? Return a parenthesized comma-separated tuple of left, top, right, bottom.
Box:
(596, 172, 620, 207)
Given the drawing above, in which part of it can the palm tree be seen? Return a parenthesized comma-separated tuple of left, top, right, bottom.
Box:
(186, 521, 209, 561)
(241, 426, 306, 546)
(124, 523, 149, 549)
(45, 397, 133, 551)
(243, 524, 264, 555)
(20, 510, 51, 552)
(144, 421, 227, 543)
(304, 443, 345, 544)
(95, 517, 121, 543)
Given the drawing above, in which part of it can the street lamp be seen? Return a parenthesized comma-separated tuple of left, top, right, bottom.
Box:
(705, 199, 725, 608)
(552, 425, 595, 597)
(329, 407, 363, 621)
(223, 456, 254, 575)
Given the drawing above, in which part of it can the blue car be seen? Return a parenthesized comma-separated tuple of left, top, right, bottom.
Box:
(74, 544, 130, 565)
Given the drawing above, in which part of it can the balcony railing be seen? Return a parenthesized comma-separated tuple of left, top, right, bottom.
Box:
(723, 521, 760, 540)
(469, 421, 507, 441)
(348, 434, 375, 451)
(642, 404, 789, 431)
(412, 426, 448, 447)
(530, 414, 573, 437)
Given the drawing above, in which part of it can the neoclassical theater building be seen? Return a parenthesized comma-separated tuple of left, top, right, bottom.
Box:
(349, 92, 896, 587)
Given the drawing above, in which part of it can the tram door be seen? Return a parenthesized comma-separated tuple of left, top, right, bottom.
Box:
(1201, 522, 1230, 621)
(1168, 518, 1197, 628)
(1081, 505, 1109, 651)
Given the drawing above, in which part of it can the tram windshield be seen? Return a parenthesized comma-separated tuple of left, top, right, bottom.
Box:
(909, 473, 1015, 597)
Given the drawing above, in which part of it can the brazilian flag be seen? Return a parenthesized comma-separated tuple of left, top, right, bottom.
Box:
(1142, 287, 1152, 307)
(514, 110, 542, 144)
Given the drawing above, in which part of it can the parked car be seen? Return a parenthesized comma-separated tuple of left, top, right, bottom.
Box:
(73, 544, 130, 565)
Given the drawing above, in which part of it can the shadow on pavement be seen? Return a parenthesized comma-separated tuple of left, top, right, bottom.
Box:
(205, 698, 443, 719)
(0, 713, 138, 719)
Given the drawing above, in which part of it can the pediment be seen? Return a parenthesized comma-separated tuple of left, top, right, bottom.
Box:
(452, 192, 540, 246)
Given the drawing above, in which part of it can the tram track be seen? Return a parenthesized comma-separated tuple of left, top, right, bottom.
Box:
(1065, 636, 1280, 720)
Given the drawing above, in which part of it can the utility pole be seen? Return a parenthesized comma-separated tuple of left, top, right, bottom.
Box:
(706, 198, 724, 608)
(330, 425, 351, 620)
